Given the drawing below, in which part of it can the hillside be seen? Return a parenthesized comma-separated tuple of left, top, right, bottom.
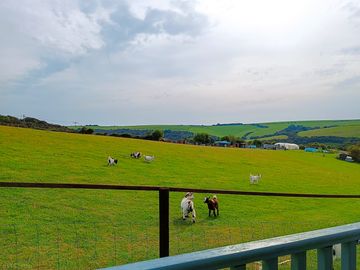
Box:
(0, 114, 73, 132)
(1, 126, 360, 269)
(71, 119, 360, 145)
(299, 125, 360, 138)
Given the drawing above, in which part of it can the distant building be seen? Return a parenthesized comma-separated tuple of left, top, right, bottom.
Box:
(214, 141, 231, 147)
(235, 142, 247, 148)
(274, 143, 299, 150)
(338, 153, 348, 160)
(263, 144, 275, 150)
(305, 147, 318, 152)
(247, 145, 257, 149)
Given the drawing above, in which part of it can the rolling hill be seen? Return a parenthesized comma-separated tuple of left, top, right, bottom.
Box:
(1, 125, 360, 268)
(71, 119, 360, 146)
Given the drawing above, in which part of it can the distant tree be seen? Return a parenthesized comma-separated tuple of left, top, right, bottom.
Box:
(221, 135, 238, 145)
(251, 139, 262, 148)
(193, 133, 211, 144)
(79, 127, 94, 134)
(348, 144, 360, 162)
(151, 130, 164, 141)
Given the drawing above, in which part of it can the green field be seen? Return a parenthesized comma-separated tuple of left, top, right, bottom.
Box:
(299, 125, 360, 138)
(73, 119, 360, 139)
(1, 126, 360, 269)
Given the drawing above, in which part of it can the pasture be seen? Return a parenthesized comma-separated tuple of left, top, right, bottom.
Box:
(73, 119, 360, 139)
(298, 125, 360, 138)
(1, 125, 360, 269)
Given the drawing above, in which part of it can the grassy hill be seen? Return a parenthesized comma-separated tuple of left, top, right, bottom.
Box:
(299, 125, 360, 138)
(73, 119, 360, 141)
(1, 125, 360, 269)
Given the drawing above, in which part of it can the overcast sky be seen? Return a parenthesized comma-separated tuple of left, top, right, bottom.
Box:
(0, 0, 359, 125)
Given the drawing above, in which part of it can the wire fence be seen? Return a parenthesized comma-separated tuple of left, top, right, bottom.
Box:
(0, 220, 353, 269)
(1, 184, 360, 269)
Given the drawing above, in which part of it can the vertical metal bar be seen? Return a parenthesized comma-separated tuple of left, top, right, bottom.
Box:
(291, 251, 306, 270)
(113, 224, 117, 266)
(341, 241, 356, 270)
(159, 188, 169, 257)
(13, 224, 18, 270)
(317, 246, 333, 270)
(230, 264, 246, 270)
(263, 257, 278, 270)
(36, 225, 40, 269)
(56, 224, 60, 270)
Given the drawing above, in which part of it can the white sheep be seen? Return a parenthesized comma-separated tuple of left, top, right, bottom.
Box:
(144, 155, 155, 162)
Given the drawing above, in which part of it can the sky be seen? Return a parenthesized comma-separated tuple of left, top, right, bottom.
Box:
(0, 0, 359, 126)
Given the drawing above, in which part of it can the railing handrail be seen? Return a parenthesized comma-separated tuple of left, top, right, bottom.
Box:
(1, 182, 360, 198)
(101, 222, 360, 270)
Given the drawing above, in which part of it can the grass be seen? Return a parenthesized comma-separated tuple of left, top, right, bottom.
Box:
(257, 135, 288, 141)
(1, 125, 360, 269)
(71, 119, 360, 139)
(299, 125, 360, 138)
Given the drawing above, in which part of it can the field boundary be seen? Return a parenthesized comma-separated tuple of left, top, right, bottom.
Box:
(2, 181, 360, 258)
(1, 181, 360, 198)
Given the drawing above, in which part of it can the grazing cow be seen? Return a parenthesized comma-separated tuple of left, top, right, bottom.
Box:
(204, 195, 219, 217)
(130, 152, 142, 159)
(181, 192, 196, 223)
(108, 156, 118, 166)
(250, 174, 261, 184)
(144, 155, 155, 162)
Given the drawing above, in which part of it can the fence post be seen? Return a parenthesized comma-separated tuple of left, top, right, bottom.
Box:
(291, 251, 306, 270)
(159, 188, 169, 258)
(317, 246, 333, 270)
(341, 241, 356, 270)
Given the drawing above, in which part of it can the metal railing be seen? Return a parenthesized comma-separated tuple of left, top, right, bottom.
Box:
(101, 222, 360, 270)
(2, 181, 360, 262)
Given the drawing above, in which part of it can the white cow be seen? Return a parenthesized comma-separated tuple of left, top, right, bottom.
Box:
(250, 174, 261, 184)
(180, 192, 196, 223)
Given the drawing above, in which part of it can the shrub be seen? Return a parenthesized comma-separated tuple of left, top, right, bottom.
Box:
(79, 127, 94, 134)
(348, 144, 360, 162)
(193, 133, 212, 144)
(151, 130, 163, 141)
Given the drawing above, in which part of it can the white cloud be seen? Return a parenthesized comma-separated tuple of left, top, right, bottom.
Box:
(1, 0, 110, 55)
(1, 0, 360, 124)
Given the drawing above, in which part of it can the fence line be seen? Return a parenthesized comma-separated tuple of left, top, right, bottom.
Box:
(1, 182, 360, 198)
(1, 181, 360, 267)
(0, 220, 343, 269)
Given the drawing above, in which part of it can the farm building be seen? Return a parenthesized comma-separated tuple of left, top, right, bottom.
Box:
(247, 145, 257, 149)
(338, 153, 354, 162)
(214, 140, 231, 147)
(338, 153, 348, 160)
(234, 142, 247, 148)
(263, 144, 275, 150)
(274, 143, 299, 150)
(305, 147, 318, 152)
